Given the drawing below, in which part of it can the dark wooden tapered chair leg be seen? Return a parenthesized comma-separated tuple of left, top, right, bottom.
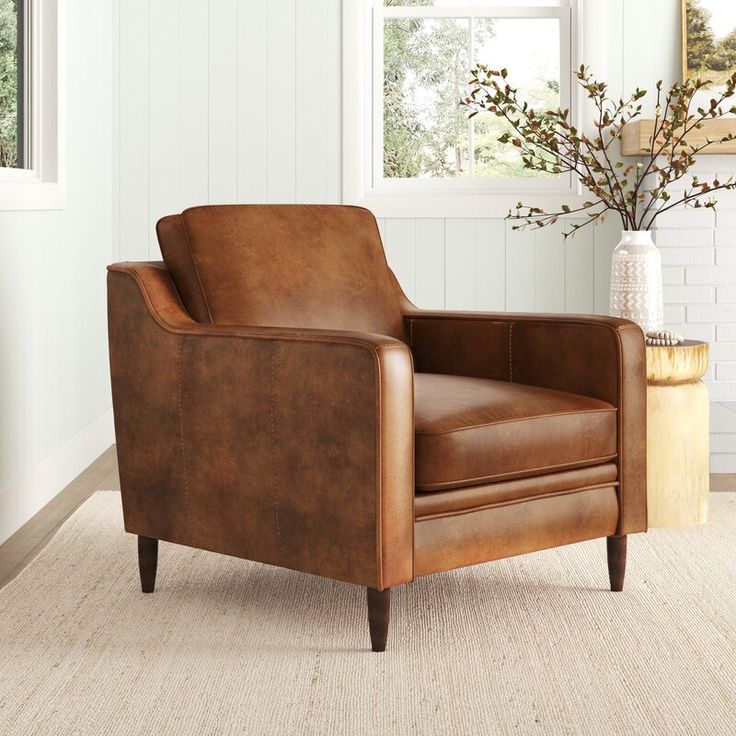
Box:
(138, 536, 158, 593)
(607, 535, 627, 592)
(367, 587, 390, 652)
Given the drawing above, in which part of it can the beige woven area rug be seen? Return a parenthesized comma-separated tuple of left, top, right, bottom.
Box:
(1, 492, 735, 736)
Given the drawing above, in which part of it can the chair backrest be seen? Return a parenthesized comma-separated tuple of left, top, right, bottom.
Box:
(156, 205, 407, 340)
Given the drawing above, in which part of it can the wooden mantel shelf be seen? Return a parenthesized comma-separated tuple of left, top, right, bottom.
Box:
(621, 118, 736, 156)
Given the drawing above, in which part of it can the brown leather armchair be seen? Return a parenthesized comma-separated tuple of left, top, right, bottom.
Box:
(108, 205, 646, 652)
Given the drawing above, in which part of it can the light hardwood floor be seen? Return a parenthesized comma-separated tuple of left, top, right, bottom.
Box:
(0, 447, 734, 589)
(0, 446, 120, 589)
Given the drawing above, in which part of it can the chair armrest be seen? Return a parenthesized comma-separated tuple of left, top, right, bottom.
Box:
(405, 309, 647, 535)
(108, 262, 414, 589)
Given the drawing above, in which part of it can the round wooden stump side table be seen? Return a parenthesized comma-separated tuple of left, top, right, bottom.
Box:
(646, 340, 710, 528)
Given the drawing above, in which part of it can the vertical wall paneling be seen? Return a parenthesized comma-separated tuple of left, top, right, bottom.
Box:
(179, 0, 209, 209)
(474, 219, 505, 311)
(111, 0, 121, 261)
(23, 218, 50, 468)
(267, 0, 297, 202)
(505, 223, 536, 311)
(605, 0, 624, 98)
(119, 0, 149, 261)
(375, 217, 386, 243)
(296, 0, 328, 202)
(652, 0, 681, 90)
(237, 1, 268, 203)
(414, 219, 445, 309)
(445, 219, 477, 310)
(324, 0, 342, 203)
(593, 215, 621, 314)
(0, 220, 26, 486)
(384, 219, 416, 302)
(149, 0, 180, 255)
(208, 0, 238, 204)
(622, 0, 654, 114)
(534, 223, 566, 312)
(565, 220, 595, 313)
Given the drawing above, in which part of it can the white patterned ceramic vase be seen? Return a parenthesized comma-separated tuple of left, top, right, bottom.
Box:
(609, 230, 663, 332)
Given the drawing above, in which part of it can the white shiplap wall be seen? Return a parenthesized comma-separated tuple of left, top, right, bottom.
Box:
(376, 216, 621, 315)
(115, 0, 736, 467)
(0, 0, 116, 545)
(117, 0, 342, 264)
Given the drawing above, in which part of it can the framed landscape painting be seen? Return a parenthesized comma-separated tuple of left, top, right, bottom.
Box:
(683, 0, 736, 112)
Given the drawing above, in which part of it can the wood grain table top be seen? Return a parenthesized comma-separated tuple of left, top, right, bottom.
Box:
(646, 340, 709, 385)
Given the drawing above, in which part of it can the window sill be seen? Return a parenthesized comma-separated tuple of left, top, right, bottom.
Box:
(351, 191, 587, 219)
(0, 181, 65, 212)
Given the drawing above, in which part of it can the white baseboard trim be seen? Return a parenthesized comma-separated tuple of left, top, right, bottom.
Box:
(0, 408, 115, 545)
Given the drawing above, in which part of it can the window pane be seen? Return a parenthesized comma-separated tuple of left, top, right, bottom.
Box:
(384, 1, 562, 7)
(0, 0, 26, 169)
(472, 18, 560, 178)
(384, 17, 470, 178)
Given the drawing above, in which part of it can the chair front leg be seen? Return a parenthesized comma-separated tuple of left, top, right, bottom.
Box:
(367, 587, 391, 652)
(607, 535, 627, 592)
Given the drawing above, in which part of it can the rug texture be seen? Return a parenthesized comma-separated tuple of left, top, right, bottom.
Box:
(0, 492, 735, 736)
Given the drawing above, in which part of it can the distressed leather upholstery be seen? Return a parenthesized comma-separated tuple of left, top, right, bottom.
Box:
(156, 205, 406, 339)
(406, 309, 647, 537)
(108, 204, 646, 606)
(108, 262, 413, 590)
(414, 373, 617, 491)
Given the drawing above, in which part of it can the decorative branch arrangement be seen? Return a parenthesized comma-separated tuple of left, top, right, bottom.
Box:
(464, 66, 736, 236)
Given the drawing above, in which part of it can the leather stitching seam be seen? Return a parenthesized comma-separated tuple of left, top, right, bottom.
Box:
(116, 265, 407, 352)
(613, 327, 627, 533)
(415, 408, 617, 436)
(117, 266, 407, 353)
(177, 337, 194, 536)
(374, 348, 384, 590)
(270, 343, 283, 552)
(416, 454, 619, 492)
(616, 329, 624, 531)
(508, 323, 513, 382)
(407, 314, 627, 332)
(415, 484, 619, 521)
(180, 216, 214, 324)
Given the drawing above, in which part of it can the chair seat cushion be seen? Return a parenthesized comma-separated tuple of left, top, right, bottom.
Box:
(414, 373, 617, 492)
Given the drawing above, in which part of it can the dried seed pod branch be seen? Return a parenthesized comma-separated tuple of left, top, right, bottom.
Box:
(463, 66, 736, 236)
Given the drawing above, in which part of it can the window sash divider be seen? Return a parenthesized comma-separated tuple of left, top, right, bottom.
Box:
(468, 14, 475, 179)
(379, 6, 567, 21)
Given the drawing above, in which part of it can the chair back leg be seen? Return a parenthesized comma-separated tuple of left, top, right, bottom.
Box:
(138, 536, 159, 593)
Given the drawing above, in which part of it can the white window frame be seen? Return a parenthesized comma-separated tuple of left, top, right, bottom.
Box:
(343, 0, 585, 218)
(0, 0, 64, 211)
